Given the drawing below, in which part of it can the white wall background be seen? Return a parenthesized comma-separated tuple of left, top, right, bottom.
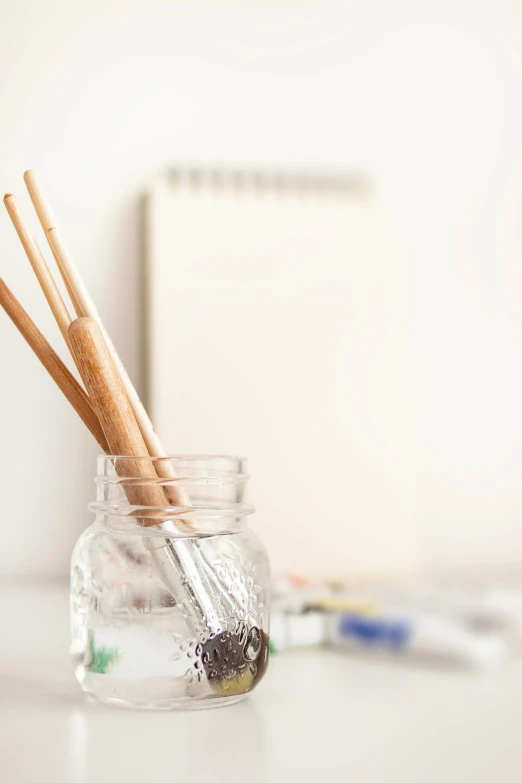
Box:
(2, 0, 522, 579)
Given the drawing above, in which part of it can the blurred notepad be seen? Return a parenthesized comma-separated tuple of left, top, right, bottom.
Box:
(145, 170, 415, 578)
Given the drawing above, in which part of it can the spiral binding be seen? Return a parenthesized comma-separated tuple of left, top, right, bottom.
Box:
(167, 167, 369, 197)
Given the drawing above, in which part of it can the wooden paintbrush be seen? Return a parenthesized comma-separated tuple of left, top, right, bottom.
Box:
(69, 318, 267, 694)
(24, 170, 190, 510)
(4, 172, 267, 697)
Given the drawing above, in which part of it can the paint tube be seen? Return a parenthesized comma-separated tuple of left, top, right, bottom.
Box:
(325, 606, 507, 669)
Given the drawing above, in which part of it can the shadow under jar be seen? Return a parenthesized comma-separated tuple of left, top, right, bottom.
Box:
(71, 455, 271, 710)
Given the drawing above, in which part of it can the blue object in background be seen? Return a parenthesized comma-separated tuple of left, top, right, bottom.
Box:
(338, 613, 412, 651)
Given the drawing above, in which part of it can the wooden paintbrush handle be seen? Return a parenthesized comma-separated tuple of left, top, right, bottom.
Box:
(4, 194, 72, 343)
(20, 171, 189, 508)
(23, 170, 83, 317)
(47, 226, 190, 508)
(68, 317, 169, 520)
(0, 279, 108, 451)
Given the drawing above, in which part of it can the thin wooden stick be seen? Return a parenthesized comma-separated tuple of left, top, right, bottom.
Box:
(3, 194, 72, 344)
(23, 170, 57, 232)
(0, 279, 108, 451)
(68, 317, 169, 521)
(47, 227, 93, 318)
(23, 170, 83, 316)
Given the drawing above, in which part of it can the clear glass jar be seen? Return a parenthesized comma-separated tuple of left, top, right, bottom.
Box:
(71, 455, 271, 710)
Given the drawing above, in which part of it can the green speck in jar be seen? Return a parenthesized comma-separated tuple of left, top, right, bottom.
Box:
(86, 630, 120, 674)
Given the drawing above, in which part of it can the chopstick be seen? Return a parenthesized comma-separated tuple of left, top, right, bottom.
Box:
(0, 278, 108, 451)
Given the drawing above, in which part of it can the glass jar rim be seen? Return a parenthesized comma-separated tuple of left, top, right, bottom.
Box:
(96, 453, 251, 489)
(93, 453, 254, 535)
(98, 453, 249, 469)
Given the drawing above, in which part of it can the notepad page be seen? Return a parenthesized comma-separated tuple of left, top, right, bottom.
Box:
(145, 174, 416, 579)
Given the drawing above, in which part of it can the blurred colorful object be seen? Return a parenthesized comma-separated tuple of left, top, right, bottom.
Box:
(269, 575, 522, 671)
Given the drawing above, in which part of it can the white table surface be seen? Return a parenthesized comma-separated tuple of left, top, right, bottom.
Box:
(1, 583, 522, 783)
